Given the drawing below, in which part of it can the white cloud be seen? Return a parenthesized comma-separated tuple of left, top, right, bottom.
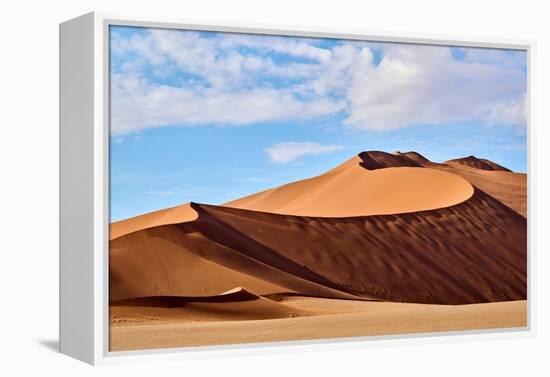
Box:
(265, 142, 344, 163)
(110, 29, 527, 135)
(343, 44, 527, 130)
(110, 30, 345, 135)
(111, 73, 345, 135)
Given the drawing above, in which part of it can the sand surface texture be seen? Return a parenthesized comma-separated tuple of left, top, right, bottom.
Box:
(109, 151, 527, 351)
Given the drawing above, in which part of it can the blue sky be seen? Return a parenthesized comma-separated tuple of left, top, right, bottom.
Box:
(109, 26, 527, 221)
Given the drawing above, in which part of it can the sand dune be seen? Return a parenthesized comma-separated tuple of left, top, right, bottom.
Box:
(111, 186, 526, 305)
(227, 150, 525, 218)
(109, 150, 527, 351)
(226, 156, 474, 217)
(110, 211, 366, 301)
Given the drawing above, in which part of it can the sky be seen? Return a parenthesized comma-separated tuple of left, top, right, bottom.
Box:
(109, 26, 528, 222)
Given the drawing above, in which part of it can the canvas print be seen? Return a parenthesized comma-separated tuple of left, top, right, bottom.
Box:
(108, 26, 528, 351)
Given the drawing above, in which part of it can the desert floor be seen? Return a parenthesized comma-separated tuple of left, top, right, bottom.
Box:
(110, 296, 526, 351)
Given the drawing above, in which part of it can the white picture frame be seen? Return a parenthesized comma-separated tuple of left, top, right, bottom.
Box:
(59, 11, 535, 365)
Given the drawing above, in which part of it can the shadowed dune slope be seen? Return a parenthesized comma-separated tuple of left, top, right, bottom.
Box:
(111, 187, 526, 305)
(110, 218, 362, 301)
(110, 225, 286, 301)
(356, 151, 421, 169)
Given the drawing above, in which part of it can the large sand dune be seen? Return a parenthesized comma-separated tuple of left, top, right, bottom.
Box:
(109, 150, 527, 351)
(111, 188, 525, 305)
(226, 159, 474, 217)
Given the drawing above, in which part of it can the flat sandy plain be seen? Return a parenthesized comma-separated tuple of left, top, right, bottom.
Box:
(109, 151, 527, 351)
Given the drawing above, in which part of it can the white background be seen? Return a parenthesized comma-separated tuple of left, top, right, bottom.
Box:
(1, 0, 548, 375)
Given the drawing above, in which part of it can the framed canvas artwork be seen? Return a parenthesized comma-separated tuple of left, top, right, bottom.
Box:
(60, 12, 533, 364)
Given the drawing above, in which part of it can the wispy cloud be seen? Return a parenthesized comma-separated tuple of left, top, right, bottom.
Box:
(266, 142, 344, 163)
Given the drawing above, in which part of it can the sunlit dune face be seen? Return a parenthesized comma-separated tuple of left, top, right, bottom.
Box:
(227, 165, 474, 217)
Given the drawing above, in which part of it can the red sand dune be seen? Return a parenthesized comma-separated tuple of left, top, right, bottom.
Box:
(109, 151, 527, 307)
(111, 187, 526, 305)
(109, 150, 527, 351)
